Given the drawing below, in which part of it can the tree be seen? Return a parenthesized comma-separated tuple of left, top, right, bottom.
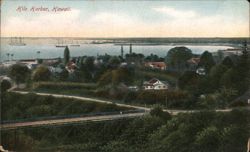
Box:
(64, 46, 70, 65)
(165, 47, 193, 71)
(198, 51, 215, 72)
(178, 71, 200, 91)
(1, 79, 11, 93)
(108, 56, 121, 68)
(98, 67, 134, 87)
(194, 126, 221, 152)
(37, 59, 43, 64)
(221, 56, 234, 68)
(216, 50, 224, 63)
(32, 66, 51, 81)
(150, 105, 171, 121)
(98, 70, 112, 86)
(59, 69, 69, 81)
(209, 64, 228, 89)
(84, 57, 95, 72)
(220, 68, 239, 89)
(233, 41, 250, 93)
(145, 54, 164, 62)
(8, 64, 30, 86)
(71, 69, 92, 82)
(220, 125, 249, 152)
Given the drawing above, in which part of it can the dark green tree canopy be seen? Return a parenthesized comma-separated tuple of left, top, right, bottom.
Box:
(165, 47, 193, 71)
(145, 54, 163, 62)
(59, 69, 69, 81)
(209, 64, 228, 87)
(8, 64, 30, 85)
(64, 46, 70, 65)
(178, 71, 200, 90)
(32, 65, 51, 81)
(198, 51, 215, 72)
(84, 57, 95, 72)
(150, 105, 171, 121)
(222, 56, 234, 68)
(108, 56, 121, 68)
(1, 79, 12, 93)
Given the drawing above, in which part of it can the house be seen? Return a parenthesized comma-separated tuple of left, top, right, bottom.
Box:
(42, 58, 60, 66)
(1, 61, 17, 68)
(196, 67, 206, 75)
(18, 59, 38, 69)
(66, 61, 77, 73)
(143, 78, 169, 90)
(128, 86, 139, 91)
(144, 62, 167, 70)
(187, 57, 200, 70)
(48, 66, 63, 74)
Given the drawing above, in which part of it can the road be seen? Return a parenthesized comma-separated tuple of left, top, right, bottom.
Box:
(1, 112, 144, 130)
(11, 91, 233, 114)
(1, 91, 234, 130)
(12, 91, 150, 111)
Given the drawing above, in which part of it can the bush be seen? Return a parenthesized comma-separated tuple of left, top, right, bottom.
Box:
(150, 105, 171, 121)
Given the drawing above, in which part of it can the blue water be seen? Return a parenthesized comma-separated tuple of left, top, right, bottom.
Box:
(0, 38, 234, 61)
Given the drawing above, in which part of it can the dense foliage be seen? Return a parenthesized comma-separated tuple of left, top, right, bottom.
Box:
(1, 92, 131, 121)
(2, 110, 249, 152)
(32, 65, 51, 81)
(198, 51, 216, 72)
(0, 79, 12, 93)
(165, 47, 193, 71)
(8, 64, 30, 85)
(64, 46, 70, 65)
(177, 47, 250, 108)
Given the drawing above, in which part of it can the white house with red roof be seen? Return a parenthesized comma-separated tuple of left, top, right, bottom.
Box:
(144, 62, 167, 70)
(143, 78, 169, 90)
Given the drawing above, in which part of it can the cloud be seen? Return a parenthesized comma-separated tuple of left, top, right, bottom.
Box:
(88, 12, 133, 26)
(1, 8, 248, 37)
(153, 6, 197, 18)
(151, 6, 248, 37)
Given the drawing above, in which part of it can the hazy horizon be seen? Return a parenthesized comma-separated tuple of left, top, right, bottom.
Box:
(1, 36, 249, 39)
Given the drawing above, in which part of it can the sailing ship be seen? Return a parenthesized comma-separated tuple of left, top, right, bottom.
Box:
(70, 40, 80, 47)
(9, 37, 26, 46)
(55, 39, 67, 47)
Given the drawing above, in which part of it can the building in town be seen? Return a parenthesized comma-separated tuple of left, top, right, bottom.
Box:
(143, 78, 169, 90)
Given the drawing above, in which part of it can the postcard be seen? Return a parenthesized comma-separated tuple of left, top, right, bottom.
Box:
(0, 0, 249, 151)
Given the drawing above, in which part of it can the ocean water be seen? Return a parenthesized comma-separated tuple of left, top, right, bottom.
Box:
(0, 38, 234, 61)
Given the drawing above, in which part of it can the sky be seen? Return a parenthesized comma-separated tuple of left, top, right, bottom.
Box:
(1, 0, 249, 37)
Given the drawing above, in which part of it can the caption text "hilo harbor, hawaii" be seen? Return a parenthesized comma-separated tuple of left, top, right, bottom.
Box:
(16, 6, 71, 13)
